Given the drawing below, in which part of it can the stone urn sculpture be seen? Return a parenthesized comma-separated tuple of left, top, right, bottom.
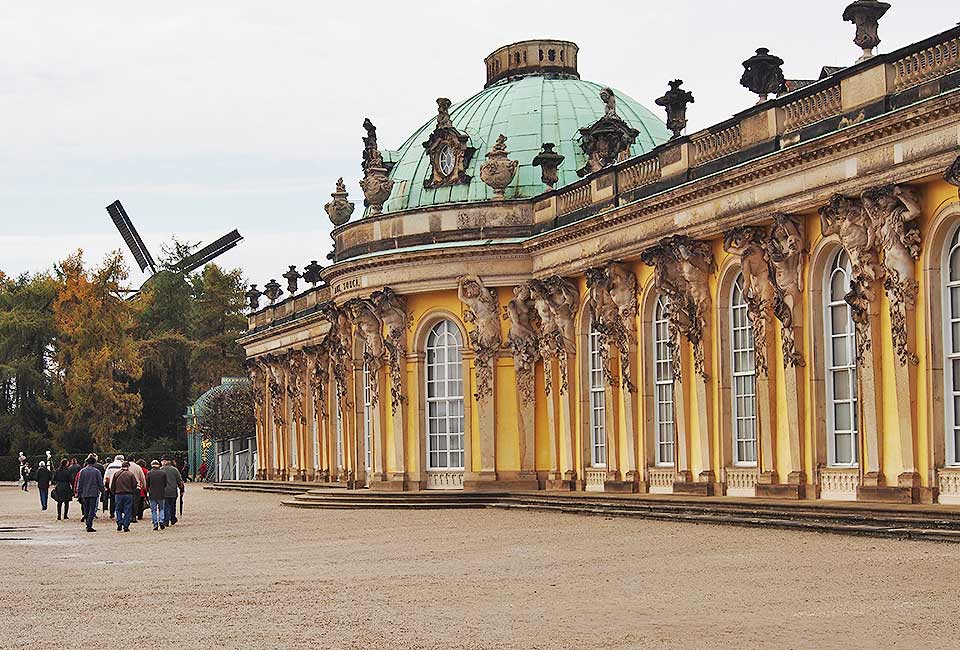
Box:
(532, 142, 564, 189)
(843, 0, 890, 61)
(479, 134, 518, 200)
(740, 48, 785, 103)
(655, 80, 695, 139)
(359, 149, 394, 216)
(324, 178, 355, 227)
(263, 279, 283, 304)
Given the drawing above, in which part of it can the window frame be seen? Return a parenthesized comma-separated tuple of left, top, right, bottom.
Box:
(424, 319, 465, 472)
(587, 322, 607, 468)
(653, 295, 676, 467)
(943, 226, 960, 466)
(730, 275, 758, 466)
(824, 250, 860, 468)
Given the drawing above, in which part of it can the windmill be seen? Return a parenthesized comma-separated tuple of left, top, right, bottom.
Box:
(106, 199, 243, 295)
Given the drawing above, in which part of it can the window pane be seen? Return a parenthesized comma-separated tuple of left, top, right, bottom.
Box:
(834, 403, 852, 431)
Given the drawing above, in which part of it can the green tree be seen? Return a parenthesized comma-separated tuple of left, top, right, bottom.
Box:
(0, 271, 58, 455)
(190, 264, 247, 394)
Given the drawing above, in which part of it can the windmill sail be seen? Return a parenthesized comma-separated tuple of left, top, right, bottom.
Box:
(173, 229, 243, 274)
(106, 200, 156, 274)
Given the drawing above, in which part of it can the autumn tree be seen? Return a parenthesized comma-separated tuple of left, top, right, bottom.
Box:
(189, 264, 247, 394)
(45, 251, 142, 451)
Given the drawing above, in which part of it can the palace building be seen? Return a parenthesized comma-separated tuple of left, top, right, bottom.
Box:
(240, 5, 960, 505)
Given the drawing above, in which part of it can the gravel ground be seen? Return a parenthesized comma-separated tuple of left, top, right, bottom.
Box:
(0, 484, 957, 650)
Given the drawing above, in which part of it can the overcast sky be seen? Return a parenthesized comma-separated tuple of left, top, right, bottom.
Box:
(1, 1, 954, 288)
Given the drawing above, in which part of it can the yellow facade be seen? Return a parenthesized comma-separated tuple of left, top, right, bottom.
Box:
(241, 29, 960, 505)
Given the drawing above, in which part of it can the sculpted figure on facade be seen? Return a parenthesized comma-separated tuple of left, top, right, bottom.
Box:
(642, 235, 715, 382)
(245, 359, 266, 424)
(263, 353, 286, 429)
(318, 301, 352, 406)
(286, 349, 308, 425)
(586, 261, 637, 391)
(346, 297, 386, 406)
(303, 343, 330, 422)
(946, 156, 960, 190)
(528, 280, 560, 395)
(504, 283, 539, 404)
(862, 184, 922, 365)
(767, 213, 806, 367)
(458, 275, 502, 401)
(820, 194, 882, 364)
(724, 225, 775, 377)
(371, 287, 409, 414)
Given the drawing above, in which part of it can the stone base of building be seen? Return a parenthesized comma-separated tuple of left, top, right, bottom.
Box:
(602, 480, 639, 493)
(756, 483, 805, 499)
(464, 472, 539, 492)
(545, 478, 577, 491)
(857, 485, 918, 504)
(673, 481, 714, 496)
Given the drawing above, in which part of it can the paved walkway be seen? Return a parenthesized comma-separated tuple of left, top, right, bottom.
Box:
(1, 485, 957, 649)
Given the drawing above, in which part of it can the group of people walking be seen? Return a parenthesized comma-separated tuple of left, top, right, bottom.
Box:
(29, 454, 186, 533)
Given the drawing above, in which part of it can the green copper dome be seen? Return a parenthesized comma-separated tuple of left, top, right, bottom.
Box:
(376, 72, 671, 215)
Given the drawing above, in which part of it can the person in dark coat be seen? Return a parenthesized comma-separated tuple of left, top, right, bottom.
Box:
(35, 461, 52, 511)
(110, 461, 140, 533)
(75, 455, 104, 532)
(20, 462, 30, 491)
(52, 458, 73, 520)
(146, 460, 168, 530)
(160, 457, 184, 526)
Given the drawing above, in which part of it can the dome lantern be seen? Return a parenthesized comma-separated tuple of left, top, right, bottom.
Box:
(484, 39, 579, 88)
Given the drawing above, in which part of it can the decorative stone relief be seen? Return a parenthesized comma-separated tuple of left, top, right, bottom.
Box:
(245, 359, 266, 423)
(820, 193, 884, 365)
(946, 156, 960, 189)
(345, 297, 385, 406)
(862, 184, 922, 365)
(423, 98, 475, 189)
(318, 301, 352, 407)
(842, 1, 890, 60)
(359, 119, 394, 216)
(371, 287, 409, 415)
(767, 213, 806, 368)
(723, 225, 775, 377)
(264, 353, 286, 428)
(324, 178, 355, 227)
(458, 275, 502, 402)
(641, 235, 716, 382)
(532, 143, 564, 189)
(504, 283, 539, 404)
(585, 261, 637, 391)
(479, 134, 518, 200)
(740, 48, 785, 102)
(287, 349, 307, 425)
(576, 88, 640, 177)
(655, 79, 695, 139)
(303, 343, 329, 420)
(525, 276, 579, 395)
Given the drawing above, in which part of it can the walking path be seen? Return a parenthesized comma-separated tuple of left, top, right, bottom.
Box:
(1, 484, 958, 649)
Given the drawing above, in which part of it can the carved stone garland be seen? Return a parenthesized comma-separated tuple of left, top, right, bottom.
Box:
(371, 287, 409, 415)
(264, 354, 286, 429)
(641, 236, 715, 382)
(457, 275, 502, 402)
(585, 261, 637, 391)
(246, 359, 266, 423)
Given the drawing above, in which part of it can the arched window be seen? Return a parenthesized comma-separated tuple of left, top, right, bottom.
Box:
(334, 394, 344, 469)
(362, 361, 373, 474)
(653, 295, 675, 466)
(825, 250, 858, 466)
(731, 275, 757, 465)
(944, 227, 960, 466)
(288, 400, 297, 468)
(425, 320, 465, 470)
(311, 409, 319, 470)
(588, 322, 606, 467)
